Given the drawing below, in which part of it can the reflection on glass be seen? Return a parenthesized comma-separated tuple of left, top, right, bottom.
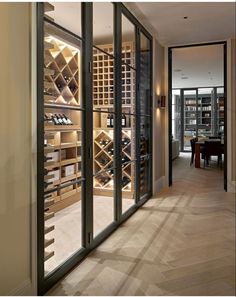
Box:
(93, 49, 114, 112)
(121, 115, 136, 213)
(45, 3, 82, 37)
(140, 116, 151, 156)
(44, 110, 83, 275)
(93, 172, 114, 237)
(140, 156, 150, 197)
(122, 14, 135, 67)
(140, 32, 151, 115)
(122, 161, 136, 213)
(93, 2, 114, 54)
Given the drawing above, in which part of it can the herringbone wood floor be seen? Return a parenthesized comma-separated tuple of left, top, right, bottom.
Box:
(47, 153, 235, 296)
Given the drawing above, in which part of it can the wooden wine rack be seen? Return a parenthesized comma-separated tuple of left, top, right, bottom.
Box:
(44, 27, 81, 106)
(93, 42, 134, 107)
(93, 129, 133, 197)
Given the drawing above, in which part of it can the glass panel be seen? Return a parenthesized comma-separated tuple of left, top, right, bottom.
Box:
(183, 90, 197, 151)
(122, 64, 136, 114)
(93, 2, 114, 55)
(122, 14, 135, 68)
(140, 32, 151, 115)
(140, 116, 151, 156)
(172, 89, 181, 150)
(93, 171, 114, 237)
(216, 87, 224, 137)
(44, 22, 81, 107)
(198, 88, 214, 138)
(140, 155, 150, 197)
(45, 3, 82, 37)
(121, 115, 136, 214)
(122, 161, 136, 213)
(43, 19, 83, 276)
(93, 112, 114, 173)
(44, 109, 83, 275)
(93, 48, 114, 112)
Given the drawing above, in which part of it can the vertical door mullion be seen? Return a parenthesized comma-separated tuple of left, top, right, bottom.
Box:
(180, 89, 184, 152)
(196, 88, 199, 138)
(37, 2, 45, 294)
(135, 27, 140, 203)
(82, 2, 93, 245)
(148, 37, 153, 196)
(114, 3, 122, 222)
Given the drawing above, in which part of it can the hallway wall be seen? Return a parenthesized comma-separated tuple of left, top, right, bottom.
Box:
(0, 3, 34, 295)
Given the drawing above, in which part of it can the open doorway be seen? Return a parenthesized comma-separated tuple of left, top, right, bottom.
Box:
(168, 42, 227, 190)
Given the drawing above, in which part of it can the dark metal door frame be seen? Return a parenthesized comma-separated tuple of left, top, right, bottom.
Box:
(168, 41, 227, 190)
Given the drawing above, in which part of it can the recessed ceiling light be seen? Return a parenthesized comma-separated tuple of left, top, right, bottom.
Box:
(183, 16, 188, 19)
(181, 76, 189, 79)
(174, 69, 182, 72)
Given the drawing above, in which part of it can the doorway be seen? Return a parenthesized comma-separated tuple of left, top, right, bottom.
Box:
(168, 42, 227, 190)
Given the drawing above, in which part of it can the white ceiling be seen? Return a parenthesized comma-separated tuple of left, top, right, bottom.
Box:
(172, 44, 224, 88)
(128, 2, 235, 46)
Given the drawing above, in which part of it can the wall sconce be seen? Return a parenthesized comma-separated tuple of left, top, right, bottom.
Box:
(157, 95, 166, 109)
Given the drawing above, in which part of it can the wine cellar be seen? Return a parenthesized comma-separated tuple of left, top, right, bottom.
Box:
(38, 2, 152, 288)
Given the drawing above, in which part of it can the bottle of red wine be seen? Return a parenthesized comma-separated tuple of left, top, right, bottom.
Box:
(59, 114, 68, 125)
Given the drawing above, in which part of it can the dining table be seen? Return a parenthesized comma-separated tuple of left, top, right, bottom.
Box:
(195, 138, 224, 168)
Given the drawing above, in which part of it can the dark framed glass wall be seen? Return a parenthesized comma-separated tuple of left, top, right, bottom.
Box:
(37, 2, 152, 294)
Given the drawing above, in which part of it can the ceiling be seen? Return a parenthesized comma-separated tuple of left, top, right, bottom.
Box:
(172, 44, 224, 88)
(127, 2, 235, 46)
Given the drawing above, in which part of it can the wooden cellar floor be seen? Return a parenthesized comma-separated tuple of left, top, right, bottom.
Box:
(47, 153, 235, 295)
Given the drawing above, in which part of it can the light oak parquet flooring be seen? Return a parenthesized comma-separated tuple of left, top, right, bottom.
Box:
(47, 153, 235, 296)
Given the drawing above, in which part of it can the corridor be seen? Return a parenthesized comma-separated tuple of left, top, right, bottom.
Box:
(47, 154, 235, 296)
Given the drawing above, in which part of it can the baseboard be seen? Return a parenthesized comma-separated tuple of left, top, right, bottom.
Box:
(153, 176, 166, 194)
(228, 180, 236, 193)
(8, 278, 33, 296)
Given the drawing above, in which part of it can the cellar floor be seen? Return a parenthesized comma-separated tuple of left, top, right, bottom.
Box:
(45, 196, 134, 274)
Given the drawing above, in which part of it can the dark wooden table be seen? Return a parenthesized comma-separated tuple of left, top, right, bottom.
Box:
(195, 139, 224, 168)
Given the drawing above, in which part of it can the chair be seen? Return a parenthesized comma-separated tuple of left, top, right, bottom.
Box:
(190, 138, 198, 165)
(204, 141, 222, 168)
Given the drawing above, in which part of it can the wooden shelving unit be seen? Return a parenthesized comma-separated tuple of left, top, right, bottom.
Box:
(93, 42, 134, 107)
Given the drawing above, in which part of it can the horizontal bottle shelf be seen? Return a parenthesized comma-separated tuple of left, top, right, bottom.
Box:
(44, 238, 55, 248)
(45, 125, 81, 131)
(44, 250, 54, 262)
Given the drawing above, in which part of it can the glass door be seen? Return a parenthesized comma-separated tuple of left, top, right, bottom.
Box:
(182, 89, 198, 151)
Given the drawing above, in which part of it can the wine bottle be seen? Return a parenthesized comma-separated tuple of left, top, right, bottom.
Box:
(122, 114, 126, 127)
(59, 114, 68, 125)
(110, 114, 114, 127)
(44, 168, 49, 175)
(55, 114, 63, 125)
(63, 114, 73, 125)
(52, 114, 60, 125)
(107, 114, 111, 128)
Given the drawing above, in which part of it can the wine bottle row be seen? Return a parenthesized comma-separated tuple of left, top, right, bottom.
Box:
(106, 114, 127, 128)
(44, 113, 73, 125)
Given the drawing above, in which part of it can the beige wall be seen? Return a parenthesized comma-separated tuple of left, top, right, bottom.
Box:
(230, 39, 236, 183)
(152, 40, 167, 193)
(0, 3, 33, 295)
